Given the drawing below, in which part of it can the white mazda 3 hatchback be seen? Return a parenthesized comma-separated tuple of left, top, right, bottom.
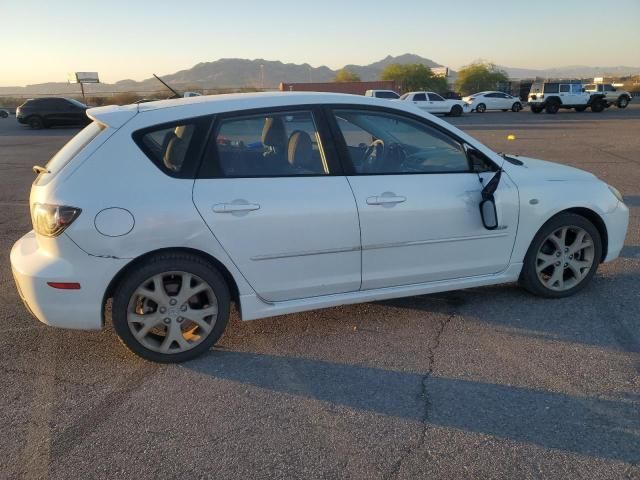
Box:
(11, 92, 629, 362)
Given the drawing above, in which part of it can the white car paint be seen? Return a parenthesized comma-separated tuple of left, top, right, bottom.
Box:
(399, 91, 468, 115)
(462, 91, 522, 112)
(10, 92, 629, 333)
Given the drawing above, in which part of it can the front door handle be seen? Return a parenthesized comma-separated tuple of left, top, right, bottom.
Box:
(213, 202, 261, 213)
(366, 194, 406, 205)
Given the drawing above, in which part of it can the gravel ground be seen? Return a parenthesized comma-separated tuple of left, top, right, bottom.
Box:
(0, 105, 638, 480)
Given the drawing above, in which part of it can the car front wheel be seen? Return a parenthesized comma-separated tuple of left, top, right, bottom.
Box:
(511, 102, 522, 112)
(112, 253, 231, 362)
(520, 213, 602, 298)
(449, 104, 463, 117)
(617, 96, 629, 108)
(476, 103, 486, 113)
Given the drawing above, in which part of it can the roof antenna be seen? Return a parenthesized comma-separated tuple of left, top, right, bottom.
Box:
(153, 74, 180, 99)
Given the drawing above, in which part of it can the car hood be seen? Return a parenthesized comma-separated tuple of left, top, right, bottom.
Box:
(501, 155, 597, 182)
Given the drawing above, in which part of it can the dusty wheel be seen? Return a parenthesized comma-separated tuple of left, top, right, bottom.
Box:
(545, 100, 560, 114)
(520, 213, 602, 298)
(617, 96, 629, 108)
(28, 116, 44, 129)
(476, 103, 486, 113)
(449, 104, 463, 117)
(112, 253, 231, 362)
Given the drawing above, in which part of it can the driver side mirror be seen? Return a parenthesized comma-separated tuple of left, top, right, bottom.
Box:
(480, 198, 498, 230)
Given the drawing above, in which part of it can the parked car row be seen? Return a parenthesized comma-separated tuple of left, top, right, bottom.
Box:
(366, 82, 632, 116)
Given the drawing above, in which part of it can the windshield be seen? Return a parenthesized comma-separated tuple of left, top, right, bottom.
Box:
(67, 98, 87, 108)
(35, 122, 105, 184)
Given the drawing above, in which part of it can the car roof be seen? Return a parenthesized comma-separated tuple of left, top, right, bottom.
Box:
(127, 91, 428, 119)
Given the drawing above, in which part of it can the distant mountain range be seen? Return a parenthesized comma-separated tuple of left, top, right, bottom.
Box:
(1, 54, 638, 96)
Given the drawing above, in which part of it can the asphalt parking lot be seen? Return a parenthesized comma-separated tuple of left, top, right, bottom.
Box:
(1, 105, 638, 479)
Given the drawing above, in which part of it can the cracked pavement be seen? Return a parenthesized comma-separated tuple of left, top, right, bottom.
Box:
(1, 106, 639, 479)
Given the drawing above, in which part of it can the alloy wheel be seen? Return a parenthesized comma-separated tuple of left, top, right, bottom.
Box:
(535, 226, 595, 291)
(127, 271, 218, 354)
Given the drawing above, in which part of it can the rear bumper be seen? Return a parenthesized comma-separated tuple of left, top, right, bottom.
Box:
(603, 201, 630, 262)
(10, 231, 128, 330)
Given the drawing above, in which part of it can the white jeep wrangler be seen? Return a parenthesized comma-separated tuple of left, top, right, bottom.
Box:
(528, 80, 607, 114)
(583, 83, 632, 108)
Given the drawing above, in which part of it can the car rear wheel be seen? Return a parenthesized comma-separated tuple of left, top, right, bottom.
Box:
(617, 96, 629, 108)
(520, 213, 602, 298)
(449, 104, 463, 117)
(112, 253, 231, 363)
(476, 103, 486, 113)
(545, 100, 560, 114)
(511, 102, 522, 112)
(27, 116, 44, 129)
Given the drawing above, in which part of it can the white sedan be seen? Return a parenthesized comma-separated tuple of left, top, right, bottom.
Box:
(463, 91, 523, 113)
(400, 91, 468, 116)
(11, 92, 629, 362)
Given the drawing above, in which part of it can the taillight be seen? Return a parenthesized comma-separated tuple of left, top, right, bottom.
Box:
(32, 204, 82, 237)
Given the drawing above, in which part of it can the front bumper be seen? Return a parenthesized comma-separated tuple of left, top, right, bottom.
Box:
(603, 201, 630, 262)
(10, 231, 128, 330)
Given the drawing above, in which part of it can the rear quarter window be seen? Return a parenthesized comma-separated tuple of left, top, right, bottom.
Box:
(132, 116, 212, 178)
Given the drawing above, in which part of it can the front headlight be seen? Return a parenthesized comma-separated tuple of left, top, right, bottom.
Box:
(31, 203, 82, 237)
(607, 185, 624, 203)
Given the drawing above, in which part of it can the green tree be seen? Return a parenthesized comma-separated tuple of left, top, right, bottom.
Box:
(380, 63, 448, 93)
(455, 62, 509, 95)
(334, 68, 361, 83)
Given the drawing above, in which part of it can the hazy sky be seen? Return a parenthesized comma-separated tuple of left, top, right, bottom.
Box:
(1, 0, 639, 86)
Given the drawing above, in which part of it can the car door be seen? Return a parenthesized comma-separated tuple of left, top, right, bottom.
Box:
(193, 107, 361, 302)
(427, 93, 448, 113)
(329, 107, 519, 290)
(409, 93, 432, 112)
(496, 93, 512, 109)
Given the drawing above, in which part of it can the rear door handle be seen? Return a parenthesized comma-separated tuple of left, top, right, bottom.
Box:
(366, 195, 406, 205)
(213, 202, 261, 213)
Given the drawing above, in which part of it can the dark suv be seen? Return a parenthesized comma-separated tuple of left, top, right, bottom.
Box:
(16, 97, 90, 129)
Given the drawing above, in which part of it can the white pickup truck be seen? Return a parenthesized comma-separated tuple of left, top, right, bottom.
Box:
(583, 83, 632, 108)
(399, 91, 468, 116)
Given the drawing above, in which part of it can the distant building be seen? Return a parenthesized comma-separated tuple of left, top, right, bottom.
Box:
(279, 80, 397, 96)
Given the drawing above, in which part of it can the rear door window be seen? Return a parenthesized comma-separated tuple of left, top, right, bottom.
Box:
(544, 83, 559, 94)
(413, 93, 427, 101)
(560, 84, 570, 93)
(201, 110, 329, 178)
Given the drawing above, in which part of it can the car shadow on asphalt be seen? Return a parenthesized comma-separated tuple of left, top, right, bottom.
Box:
(378, 272, 640, 355)
(185, 350, 640, 464)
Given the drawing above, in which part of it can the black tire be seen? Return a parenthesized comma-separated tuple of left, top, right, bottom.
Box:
(545, 100, 560, 114)
(511, 102, 522, 112)
(575, 106, 587, 112)
(531, 105, 543, 114)
(27, 116, 44, 129)
(449, 104, 463, 117)
(476, 103, 486, 113)
(590, 99, 605, 112)
(519, 212, 602, 298)
(112, 252, 231, 363)
(617, 96, 629, 108)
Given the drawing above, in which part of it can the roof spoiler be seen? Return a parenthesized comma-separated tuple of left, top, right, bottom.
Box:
(86, 104, 138, 129)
